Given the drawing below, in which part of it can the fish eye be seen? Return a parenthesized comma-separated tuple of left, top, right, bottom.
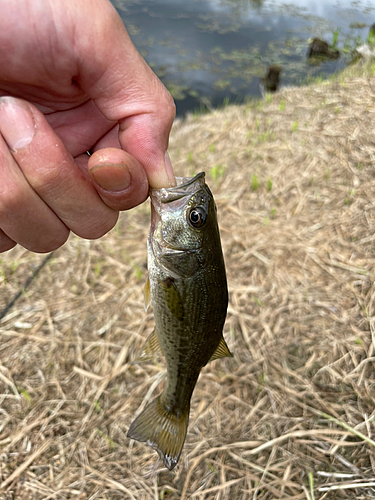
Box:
(188, 207, 207, 228)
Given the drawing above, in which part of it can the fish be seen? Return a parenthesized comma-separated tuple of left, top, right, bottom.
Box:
(127, 172, 231, 470)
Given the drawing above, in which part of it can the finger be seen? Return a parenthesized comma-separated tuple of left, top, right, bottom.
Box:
(45, 99, 117, 157)
(88, 148, 148, 211)
(0, 229, 16, 253)
(0, 96, 118, 240)
(0, 132, 69, 253)
(87, 126, 148, 211)
(90, 124, 121, 151)
(75, 1, 176, 188)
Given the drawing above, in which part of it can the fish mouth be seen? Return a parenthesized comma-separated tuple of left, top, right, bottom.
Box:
(150, 172, 206, 235)
(152, 237, 186, 258)
(151, 172, 206, 205)
(150, 201, 160, 235)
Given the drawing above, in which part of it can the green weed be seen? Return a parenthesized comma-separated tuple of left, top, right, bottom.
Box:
(94, 401, 102, 413)
(332, 28, 340, 49)
(265, 93, 273, 104)
(308, 471, 315, 500)
(222, 96, 231, 108)
(94, 262, 102, 277)
(205, 460, 217, 473)
(253, 296, 263, 306)
(96, 428, 118, 449)
(251, 174, 259, 191)
(256, 131, 276, 144)
(210, 164, 226, 182)
(367, 29, 375, 46)
(257, 371, 266, 392)
(19, 387, 31, 403)
(132, 263, 143, 280)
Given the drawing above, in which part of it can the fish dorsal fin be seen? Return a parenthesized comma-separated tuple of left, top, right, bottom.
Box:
(159, 277, 184, 321)
(209, 336, 233, 362)
(144, 276, 151, 312)
(134, 329, 163, 363)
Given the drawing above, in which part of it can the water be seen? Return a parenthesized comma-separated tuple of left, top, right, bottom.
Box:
(111, 0, 375, 115)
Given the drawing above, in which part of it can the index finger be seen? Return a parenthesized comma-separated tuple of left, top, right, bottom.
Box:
(1, 97, 119, 241)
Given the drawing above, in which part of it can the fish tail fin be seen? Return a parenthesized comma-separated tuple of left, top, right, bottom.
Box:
(127, 396, 189, 470)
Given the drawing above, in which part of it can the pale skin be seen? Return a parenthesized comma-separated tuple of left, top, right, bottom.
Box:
(0, 0, 176, 254)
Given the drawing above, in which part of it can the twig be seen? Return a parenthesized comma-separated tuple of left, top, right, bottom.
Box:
(318, 482, 375, 492)
(84, 464, 136, 499)
(1, 439, 52, 489)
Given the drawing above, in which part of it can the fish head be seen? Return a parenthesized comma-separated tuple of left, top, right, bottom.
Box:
(149, 172, 218, 278)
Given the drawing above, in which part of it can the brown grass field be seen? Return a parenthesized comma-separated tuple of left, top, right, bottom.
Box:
(2, 62, 375, 499)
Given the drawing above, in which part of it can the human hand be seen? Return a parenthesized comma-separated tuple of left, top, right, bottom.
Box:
(0, 0, 176, 253)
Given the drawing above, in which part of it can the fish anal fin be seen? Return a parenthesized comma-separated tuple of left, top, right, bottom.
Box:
(144, 276, 151, 312)
(127, 396, 189, 470)
(209, 336, 233, 362)
(134, 329, 163, 364)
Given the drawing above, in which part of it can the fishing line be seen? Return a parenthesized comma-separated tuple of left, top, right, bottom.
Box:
(0, 251, 55, 321)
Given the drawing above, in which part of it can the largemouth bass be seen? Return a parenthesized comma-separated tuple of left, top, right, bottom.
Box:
(127, 172, 231, 470)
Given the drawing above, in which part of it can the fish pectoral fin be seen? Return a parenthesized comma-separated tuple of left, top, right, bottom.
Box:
(127, 396, 189, 471)
(209, 336, 233, 362)
(144, 276, 151, 312)
(134, 329, 163, 364)
(159, 277, 184, 321)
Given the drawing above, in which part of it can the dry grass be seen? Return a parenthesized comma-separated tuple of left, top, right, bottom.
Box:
(2, 62, 375, 499)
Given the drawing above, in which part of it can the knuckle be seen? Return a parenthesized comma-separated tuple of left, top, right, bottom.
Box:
(0, 185, 23, 214)
(27, 156, 72, 197)
(164, 89, 176, 117)
(158, 86, 176, 126)
(0, 188, 70, 252)
(74, 211, 119, 240)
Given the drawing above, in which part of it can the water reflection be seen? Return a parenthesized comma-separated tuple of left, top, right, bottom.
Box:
(112, 0, 374, 115)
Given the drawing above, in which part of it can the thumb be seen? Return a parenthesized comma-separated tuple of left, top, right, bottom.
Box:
(76, 0, 176, 189)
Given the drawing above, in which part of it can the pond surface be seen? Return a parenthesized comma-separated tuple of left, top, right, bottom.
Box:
(111, 0, 374, 115)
